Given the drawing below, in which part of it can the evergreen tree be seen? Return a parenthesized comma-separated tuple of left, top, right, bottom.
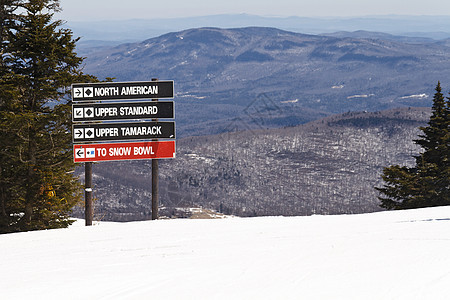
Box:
(0, 0, 94, 233)
(376, 82, 450, 209)
(0, 0, 27, 231)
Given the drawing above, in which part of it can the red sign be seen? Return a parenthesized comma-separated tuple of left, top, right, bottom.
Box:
(74, 141, 175, 163)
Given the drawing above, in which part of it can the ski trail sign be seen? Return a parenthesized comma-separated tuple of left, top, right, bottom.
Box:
(72, 81, 174, 101)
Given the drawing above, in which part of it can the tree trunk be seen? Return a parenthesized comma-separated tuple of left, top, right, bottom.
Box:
(23, 126, 37, 224)
(1, 185, 6, 217)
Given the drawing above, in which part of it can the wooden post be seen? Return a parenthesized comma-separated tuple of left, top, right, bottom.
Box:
(151, 78, 159, 220)
(152, 157, 159, 220)
(85, 162, 93, 226)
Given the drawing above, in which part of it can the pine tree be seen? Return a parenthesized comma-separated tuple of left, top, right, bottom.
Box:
(0, 0, 94, 232)
(376, 82, 450, 209)
(0, 0, 27, 231)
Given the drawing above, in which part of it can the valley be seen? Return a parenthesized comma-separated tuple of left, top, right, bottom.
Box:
(73, 107, 430, 221)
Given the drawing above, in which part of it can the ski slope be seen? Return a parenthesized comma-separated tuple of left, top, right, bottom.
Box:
(1, 207, 450, 299)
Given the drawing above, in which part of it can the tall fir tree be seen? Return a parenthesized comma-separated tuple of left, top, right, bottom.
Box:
(376, 82, 450, 209)
(0, 0, 27, 231)
(0, 0, 95, 233)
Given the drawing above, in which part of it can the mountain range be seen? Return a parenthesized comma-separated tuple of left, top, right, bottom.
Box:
(73, 26, 447, 220)
(70, 14, 450, 44)
(82, 26, 449, 137)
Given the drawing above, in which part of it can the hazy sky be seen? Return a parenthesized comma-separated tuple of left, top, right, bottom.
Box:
(58, 0, 450, 21)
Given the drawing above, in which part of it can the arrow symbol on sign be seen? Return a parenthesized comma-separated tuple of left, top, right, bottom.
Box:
(75, 89, 82, 97)
(76, 130, 83, 137)
(77, 149, 84, 157)
(76, 110, 82, 116)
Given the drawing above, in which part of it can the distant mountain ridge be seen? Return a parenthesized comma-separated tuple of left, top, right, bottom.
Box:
(70, 14, 450, 43)
(83, 26, 450, 137)
(320, 30, 437, 43)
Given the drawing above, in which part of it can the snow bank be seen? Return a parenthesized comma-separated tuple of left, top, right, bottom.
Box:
(1, 207, 450, 299)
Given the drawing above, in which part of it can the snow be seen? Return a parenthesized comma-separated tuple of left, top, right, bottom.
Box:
(400, 94, 429, 99)
(281, 99, 299, 104)
(186, 153, 215, 164)
(1, 207, 450, 299)
(347, 94, 375, 99)
(127, 48, 137, 55)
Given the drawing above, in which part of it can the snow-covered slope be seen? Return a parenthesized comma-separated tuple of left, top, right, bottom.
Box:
(1, 207, 450, 299)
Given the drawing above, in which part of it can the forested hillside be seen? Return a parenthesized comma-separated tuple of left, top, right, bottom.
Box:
(72, 107, 429, 221)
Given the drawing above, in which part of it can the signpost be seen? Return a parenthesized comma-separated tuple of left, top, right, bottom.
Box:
(73, 141, 175, 163)
(151, 79, 159, 220)
(72, 101, 174, 122)
(72, 81, 173, 101)
(73, 121, 175, 143)
(71, 80, 175, 225)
